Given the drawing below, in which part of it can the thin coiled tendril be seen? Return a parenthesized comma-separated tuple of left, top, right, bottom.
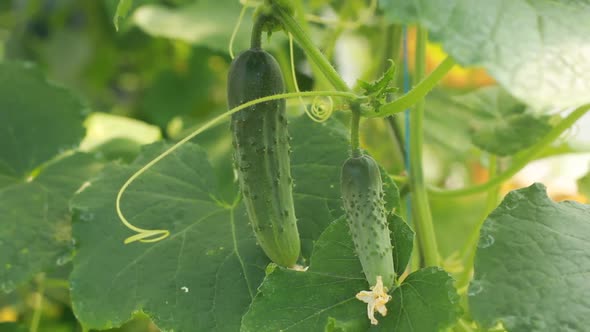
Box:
(116, 90, 361, 244)
(228, 0, 263, 59)
(289, 33, 333, 122)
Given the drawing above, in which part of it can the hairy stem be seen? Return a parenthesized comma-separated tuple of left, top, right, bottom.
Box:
(369, 56, 456, 117)
(351, 104, 361, 157)
(383, 24, 407, 162)
(290, 0, 333, 90)
(273, 3, 350, 92)
(250, 15, 266, 49)
(409, 27, 439, 267)
(30, 274, 45, 332)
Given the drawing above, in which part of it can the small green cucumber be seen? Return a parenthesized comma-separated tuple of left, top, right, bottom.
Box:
(341, 153, 395, 288)
(227, 47, 300, 267)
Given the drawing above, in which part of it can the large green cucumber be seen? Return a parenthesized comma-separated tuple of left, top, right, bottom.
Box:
(341, 153, 395, 288)
(227, 48, 300, 267)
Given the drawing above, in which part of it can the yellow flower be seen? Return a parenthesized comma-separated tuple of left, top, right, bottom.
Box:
(355, 276, 392, 325)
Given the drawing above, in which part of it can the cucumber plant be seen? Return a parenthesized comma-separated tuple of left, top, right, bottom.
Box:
(2, 1, 590, 332)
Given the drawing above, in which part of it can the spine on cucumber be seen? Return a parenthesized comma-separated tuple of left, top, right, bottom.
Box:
(227, 47, 300, 267)
(341, 152, 395, 288)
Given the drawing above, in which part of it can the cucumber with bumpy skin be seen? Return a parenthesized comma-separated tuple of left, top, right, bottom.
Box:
(341, 152, 395, 288)
(227, 47, 300, 267)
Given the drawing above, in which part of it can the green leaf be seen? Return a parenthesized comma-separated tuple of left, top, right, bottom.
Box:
(380, 0, 590, 110)
(240, 218, 369, 332)
(70, 142, 267, 331)
(0, 62, 85, 177)
(132, 1, 254, 53)
(0, 62, 99, 292)
(325, 316, 367, 332)
(389, 214, 414, 274)
(470, 183, 590, 331)
(372, 267, 461, 332)
(0, 153, 104, 293)
(454, 87, 553, 156)
(242, 218, 459, 331)
(114, 0, 134, 31)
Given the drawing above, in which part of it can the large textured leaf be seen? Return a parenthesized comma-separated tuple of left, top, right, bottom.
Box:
(470, 183, 590, 331)
(70, 143, 267, 331)
(389, 214, 414, 274)
(372, 267, 462, 332)
(0, 62, 85, 177)
(380, 0, 590, 110)
(0, 153, 103, 293)
(242, 217, 459, 331)
(0, 63, 99, 292)
(454, 87, 553, 156)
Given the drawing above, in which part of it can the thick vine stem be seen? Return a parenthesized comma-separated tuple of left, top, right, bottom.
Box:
(272, 2, 350, 92)
(409, 27, 439, 267)
(366, 56, 456, 118)
(250, 14, 266, 49)
(350, 103, 362, 157)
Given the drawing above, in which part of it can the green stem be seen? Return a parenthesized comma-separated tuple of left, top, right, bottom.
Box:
(383, 24, 407, 162)
(351, 104, 361, 157)
(30, 274, 45, 332)
(273, 3, 350, 92)
(431, 103, 590, 197)
(409, 27, 439, 267)
(44, 277, 70, 289)
(290, 0, 333, 90)
(483, 155, 500, 213)
(456, 155, 499, 291)
(251, 15, 266, 49)
(368, 56, 456, 117)
(455, 318, 476, 332)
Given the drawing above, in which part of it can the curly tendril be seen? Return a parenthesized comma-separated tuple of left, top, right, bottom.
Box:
(228, 0, 264, 58)
(289, 33, 333, 122)
(309, 95, 334, 122)
(228, 5, 249, 59)
(116, 90, 359, 244)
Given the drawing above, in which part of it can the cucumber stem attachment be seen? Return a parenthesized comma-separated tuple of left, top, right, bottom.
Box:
(350, 103, 362, 157)
(251, 14, 266, 49)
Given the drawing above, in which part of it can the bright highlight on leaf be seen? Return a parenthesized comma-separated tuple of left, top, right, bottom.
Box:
(355, 275, 392, 325)
(114, 0, 134, 31)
